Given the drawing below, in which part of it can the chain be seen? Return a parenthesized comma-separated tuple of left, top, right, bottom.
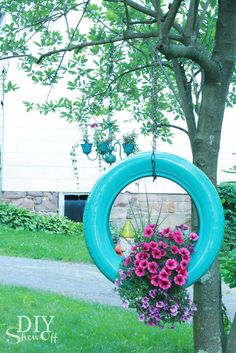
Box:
(151, 48, 160, 182)
(108, 44, 114, 122)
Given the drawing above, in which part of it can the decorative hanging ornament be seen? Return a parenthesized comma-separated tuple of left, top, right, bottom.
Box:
(83, 152, 224, 287)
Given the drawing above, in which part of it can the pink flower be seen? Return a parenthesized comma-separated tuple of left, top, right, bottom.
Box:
(159, 269, 169, 280)
(152, 249, 162, 259)
(160, 250, 167, 257)
(131, 245, 137, 251)
(150, 275, 159, 286)
(143, 226, 154, 238)
(159, 279, 171, 290)
(180, 260, 189, 270)
(149, 241, 158, 250)
(178, 268, 188, 278)
(135, 266, 145, 277)
(142, 243, 150, 251)
(164, 267, 172, 275)
(136, 252, 150, 261)
(165, 259, 178, 270)
(124, 257, 131, 266)
(148, 262, 158, 274)
(140, 259, 148, 268)
(182, 254, 190, 262)
(174, 274, 186, 286)
(179, 248, 190, 256)
(134, 259, 140, 267)
(172, 230, 184, 245)
(159, 241, 168, 249)
(149, 223, 157, 229)
(162, 227, 171, 235)
(190, 232, 199, 241)
(170, 245, 179, 255)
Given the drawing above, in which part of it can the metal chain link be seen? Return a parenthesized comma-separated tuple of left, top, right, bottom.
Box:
(151, 48, 160, 181)
(108, 44, 114, 122)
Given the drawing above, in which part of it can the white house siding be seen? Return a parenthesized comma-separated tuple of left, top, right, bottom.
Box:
(0, 60, 235, 218)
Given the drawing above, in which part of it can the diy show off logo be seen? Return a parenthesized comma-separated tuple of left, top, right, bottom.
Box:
(6, 315, 58, 345)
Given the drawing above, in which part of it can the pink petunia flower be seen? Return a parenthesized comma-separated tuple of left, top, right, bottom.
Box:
(159, 269, 169, 280)
(190, 232, 199, 241)
(149, 241, 158, 250)
(149, 223, 157, 229)
(124, 257, 131, 266)
(150, 275, 159, 287)
(160, 250, 167, 257)
(180, 260, 189, 270)
(142, 242, 150, 251)
(177, 268, 188, 278)
(140, 259, 149, 268)
(182, 254, 190, 262)
(164, 267, 172, 275)
(174, 274, 186, 286)
(170, 245, 179, 255)
(162, 227, 171, 235)
(136, 252, 150, 261)
(148, 261, 158, 274)
(159, 241, 169, 249)
(135, 266, 145, 277)
(179, 247, 190, 256)
(152, 249, 162, 259)
(143, 226, 154, 238)
(134, 259, 140, 267)
(159, 279, 171, 290)
(165, 259, 178, 270)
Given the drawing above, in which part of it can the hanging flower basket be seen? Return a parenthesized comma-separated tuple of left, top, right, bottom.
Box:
(81, 143, 93, 155)
(122, 143, 136, 156)
(115, 224, 198, 329)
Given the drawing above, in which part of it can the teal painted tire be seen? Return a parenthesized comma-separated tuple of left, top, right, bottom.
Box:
(83, 152, 224, 287)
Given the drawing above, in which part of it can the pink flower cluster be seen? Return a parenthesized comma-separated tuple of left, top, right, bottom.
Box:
(128, 239, 191, 289)
(117, 223, 199, 328)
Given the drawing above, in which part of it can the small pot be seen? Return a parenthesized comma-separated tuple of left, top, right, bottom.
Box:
(98, 141, 110, 155)
(81, 143, 92, 155)
(122, 143, 135, 156)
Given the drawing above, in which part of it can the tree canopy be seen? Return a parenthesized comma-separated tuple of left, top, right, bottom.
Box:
(0, 2, 236, 353)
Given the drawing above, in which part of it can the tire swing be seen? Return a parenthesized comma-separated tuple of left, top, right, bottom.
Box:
(83, 151, 224, 287)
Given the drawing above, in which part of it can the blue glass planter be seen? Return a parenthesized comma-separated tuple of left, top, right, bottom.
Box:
(104, 153, 116, 165)
(122, 143, 135, 156)
(81, 143, 92, 155)
(98, 142, 109, 155)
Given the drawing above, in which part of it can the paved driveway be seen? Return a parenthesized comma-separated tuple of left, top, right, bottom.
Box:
(0, 256, 235, 320)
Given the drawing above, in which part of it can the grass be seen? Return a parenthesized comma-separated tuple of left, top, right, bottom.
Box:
(0, 285, 193, 353)
(0, 226, 92, 264)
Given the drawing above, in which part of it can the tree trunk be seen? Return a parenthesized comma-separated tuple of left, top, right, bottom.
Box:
(192, 76, 232, 353)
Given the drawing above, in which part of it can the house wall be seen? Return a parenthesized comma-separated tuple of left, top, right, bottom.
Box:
(0, 60, 235, 220)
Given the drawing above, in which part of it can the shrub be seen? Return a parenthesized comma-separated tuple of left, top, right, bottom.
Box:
(218, 182, 236, 289)
(218, 182, 236, 251)
(0, 203, 83, 235)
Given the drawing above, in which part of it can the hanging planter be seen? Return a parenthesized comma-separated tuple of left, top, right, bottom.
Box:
(122, 143, 136, 156)
(81, 142, 93, 155)
(98, 141, 110, 155)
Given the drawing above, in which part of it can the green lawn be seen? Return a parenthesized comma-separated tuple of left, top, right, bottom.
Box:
(0, 285, 193, 353)
(0, 226, 92, 263)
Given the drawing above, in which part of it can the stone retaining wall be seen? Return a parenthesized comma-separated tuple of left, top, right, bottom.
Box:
(0, 191, 191, 227)
(0, 191, 58, 214)
(110, 192, 191, 229)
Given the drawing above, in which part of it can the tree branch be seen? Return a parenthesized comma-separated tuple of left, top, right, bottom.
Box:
(157, 41, 219, 80)
(161, 0, 183, 38)
(184, 0, 200, 43)
(172, 58, 196, 149)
